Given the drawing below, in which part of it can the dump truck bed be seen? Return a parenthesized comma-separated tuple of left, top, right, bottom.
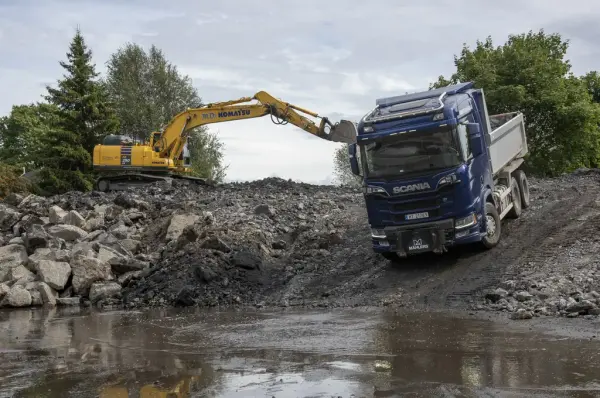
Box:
(487, 112, 528, 176)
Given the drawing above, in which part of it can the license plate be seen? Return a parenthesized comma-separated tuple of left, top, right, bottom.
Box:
(405, 212, 429, 220)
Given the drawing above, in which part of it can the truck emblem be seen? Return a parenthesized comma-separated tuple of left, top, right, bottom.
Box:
(393, 182, 431, 194)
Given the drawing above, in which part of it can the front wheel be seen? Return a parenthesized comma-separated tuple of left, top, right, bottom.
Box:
(481, 202, 501, 249)
(381, 252, 402, 263)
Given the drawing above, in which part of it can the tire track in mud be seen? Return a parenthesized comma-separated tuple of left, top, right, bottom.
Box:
(269, 173, 600, 311)
(405, 184, 600, 310)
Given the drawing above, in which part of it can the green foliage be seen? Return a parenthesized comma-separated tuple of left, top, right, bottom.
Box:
(332, 145, 361, 187)
(0, 164, 33, 199)
(35, 168, 94, 196)
(104, 43, 202, 142)
(0, 103, 60, 169)
(187, 129, 228, 183)
(431, 30, 600, 176)
(581, 71, 600, 103)
(45, 28, 119, 155)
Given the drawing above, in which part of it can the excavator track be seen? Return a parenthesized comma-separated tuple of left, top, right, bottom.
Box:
(95, 173, 208, 192)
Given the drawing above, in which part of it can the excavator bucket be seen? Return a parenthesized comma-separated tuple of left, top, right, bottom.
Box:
(328, 120, 357, 144)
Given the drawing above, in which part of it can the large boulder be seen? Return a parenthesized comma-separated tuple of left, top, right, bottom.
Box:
(0, 203, 21, 232)
(89, 282, 122, 303)
(36, 260, 71, 290)
(37, 282, 57, 306)
(49, 205, 68, 224)
(7, 265, 35, 283)
(7, 285, 32, 307)
(70, 256, 113, 296)
(27, 248, 70, 271)
(48, 225, 88, 242)
(165, 213, 200, 242)
(0, 244, 28, 282)
(63, 210, 86, 228)
(23, 224, 50, 252)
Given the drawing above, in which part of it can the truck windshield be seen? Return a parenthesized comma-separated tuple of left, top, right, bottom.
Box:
(360, 125, 461, 178)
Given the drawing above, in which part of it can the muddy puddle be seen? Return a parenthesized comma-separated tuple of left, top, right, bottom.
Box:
(1, 307, 599, 397)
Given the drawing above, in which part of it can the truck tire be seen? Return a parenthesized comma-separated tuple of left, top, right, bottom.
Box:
(381, 252, 401, 262)
(507, 176, 522, 219)
(514, 170, 530, 209)
(481, 202, 501, 249)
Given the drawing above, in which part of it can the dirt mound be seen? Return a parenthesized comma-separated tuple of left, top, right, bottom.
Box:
(1, 171, 600, 320)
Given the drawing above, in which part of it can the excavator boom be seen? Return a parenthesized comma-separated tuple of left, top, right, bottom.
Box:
(156, 91, 356, 161)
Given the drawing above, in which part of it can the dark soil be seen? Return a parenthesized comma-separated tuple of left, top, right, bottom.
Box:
(5, 170, 600, 320)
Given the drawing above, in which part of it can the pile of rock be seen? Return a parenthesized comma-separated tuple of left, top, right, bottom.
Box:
(479, 229, 600, 320)
(0, 178, 363, 310)
(0, 190, 155, 308)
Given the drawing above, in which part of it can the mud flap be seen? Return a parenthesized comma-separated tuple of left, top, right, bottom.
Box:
(396, 228, 446, 255)
(328, 120, 357, 144)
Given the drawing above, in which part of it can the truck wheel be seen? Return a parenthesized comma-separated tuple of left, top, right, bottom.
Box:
(514, 170, 530, 209)
(481, 202, 501, 249)
(507, 176, 522, 219)
(381, 252, 404, 263)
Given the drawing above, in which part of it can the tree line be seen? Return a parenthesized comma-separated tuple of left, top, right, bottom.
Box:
(333, 29, 600, 185)
(0, 28, 227, 196)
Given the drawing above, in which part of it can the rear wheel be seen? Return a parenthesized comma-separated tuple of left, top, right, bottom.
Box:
(507, 176, 522, 219)
(481, 202, 501, 249)
(514, 169, 530, 209)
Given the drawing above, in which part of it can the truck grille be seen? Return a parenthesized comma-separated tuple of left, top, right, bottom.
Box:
(392, 198, 440, 212)
(375, 190, 447, 223)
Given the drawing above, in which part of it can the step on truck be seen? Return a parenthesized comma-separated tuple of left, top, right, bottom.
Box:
(346, 82, 530, 259)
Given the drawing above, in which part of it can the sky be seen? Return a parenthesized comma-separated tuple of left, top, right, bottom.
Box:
(1, 0, 599, 184)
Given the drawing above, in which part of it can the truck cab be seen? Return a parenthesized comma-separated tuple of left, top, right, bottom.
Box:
(347, 82, 530, 259)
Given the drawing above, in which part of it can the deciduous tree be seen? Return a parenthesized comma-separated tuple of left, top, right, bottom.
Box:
(104, 43, 227, 181)
(431, 30, 600, 175)
(332, 144, 361, 187)
(0, 103, 59, 169)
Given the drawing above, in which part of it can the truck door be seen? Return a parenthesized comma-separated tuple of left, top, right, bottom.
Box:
(456, 114, 482, 205)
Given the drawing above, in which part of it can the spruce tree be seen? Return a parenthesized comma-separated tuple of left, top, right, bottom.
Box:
(45, 27, 119, 158)
(36, 28, 118, 194)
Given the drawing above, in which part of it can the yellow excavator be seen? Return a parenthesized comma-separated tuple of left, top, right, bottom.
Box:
(92, 91, 357, 191)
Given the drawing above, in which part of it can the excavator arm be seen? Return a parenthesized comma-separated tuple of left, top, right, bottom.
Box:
(153, 91, 357, 162)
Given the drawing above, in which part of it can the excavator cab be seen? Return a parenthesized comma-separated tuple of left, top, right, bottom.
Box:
(149, 132, 163, 152)
(102, 134, 134, 146)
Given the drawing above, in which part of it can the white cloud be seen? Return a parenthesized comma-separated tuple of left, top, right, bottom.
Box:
(1, 0, 600, 183)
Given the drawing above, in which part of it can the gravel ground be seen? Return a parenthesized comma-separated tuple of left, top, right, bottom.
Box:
(1, 170, 600, 320)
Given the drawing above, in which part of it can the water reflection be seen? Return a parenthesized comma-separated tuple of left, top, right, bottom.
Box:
(0, 307, 599, 397)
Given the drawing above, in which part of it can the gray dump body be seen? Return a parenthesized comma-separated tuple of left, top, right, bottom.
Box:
(487, 112, 528, 176)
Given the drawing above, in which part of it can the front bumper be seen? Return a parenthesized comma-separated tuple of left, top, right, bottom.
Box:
(372, 218, 481, 255)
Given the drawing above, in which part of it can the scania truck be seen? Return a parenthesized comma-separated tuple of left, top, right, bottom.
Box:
(346, 82, 530, 259)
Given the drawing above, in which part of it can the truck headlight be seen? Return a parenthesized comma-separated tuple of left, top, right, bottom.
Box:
(371, 228, 386, 238)
(363, 186, 387, 195)
(455, 213, 477, 230)
(438, 173, 460, 187)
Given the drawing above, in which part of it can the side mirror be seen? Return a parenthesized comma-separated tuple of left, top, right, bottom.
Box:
(466, 123, 485, 157)
(348, 143, 361, 176)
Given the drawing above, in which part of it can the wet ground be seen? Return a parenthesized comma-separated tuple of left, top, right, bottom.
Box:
(1, 307, 600, 397)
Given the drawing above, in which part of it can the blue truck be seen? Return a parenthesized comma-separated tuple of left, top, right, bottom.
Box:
(345, 82, 530, 260)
